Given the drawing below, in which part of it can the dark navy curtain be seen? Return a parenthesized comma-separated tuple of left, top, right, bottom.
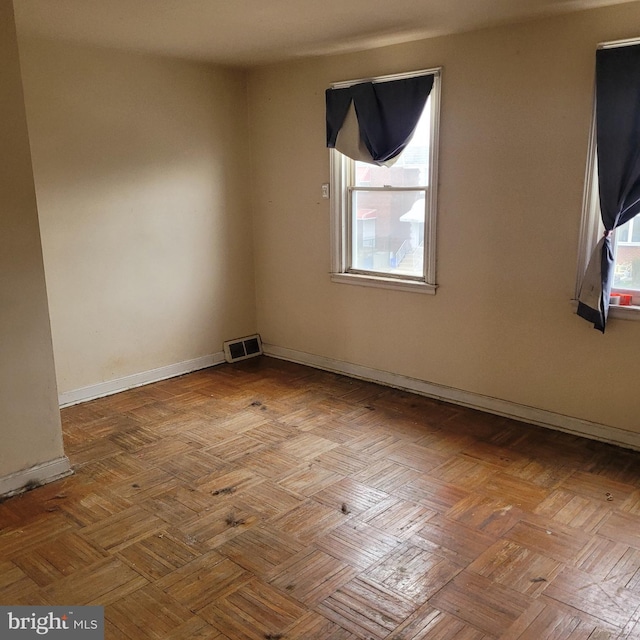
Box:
(578, 44, 640, 331)
(326, 75, 434, 165)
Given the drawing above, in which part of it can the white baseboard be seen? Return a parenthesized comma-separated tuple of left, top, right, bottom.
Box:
(0, 456, 73, 499)
(58, 352, 226, 408)
(263, 344, 640, 452)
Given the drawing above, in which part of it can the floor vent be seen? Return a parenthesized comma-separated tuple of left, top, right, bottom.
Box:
(223, 334, 263, 363)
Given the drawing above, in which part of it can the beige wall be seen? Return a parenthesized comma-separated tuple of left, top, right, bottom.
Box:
(0, 1, 64, 477)
(248, 3, 640, 435)
(18, 36, 256, 394)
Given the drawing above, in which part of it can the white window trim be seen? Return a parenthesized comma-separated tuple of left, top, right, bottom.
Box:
(575, 93, 600, 298)
(576, 38, 640, 320)
(329, 68, 442, 295)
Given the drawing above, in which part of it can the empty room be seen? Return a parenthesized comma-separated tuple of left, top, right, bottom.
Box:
(3, 0, 640, 637)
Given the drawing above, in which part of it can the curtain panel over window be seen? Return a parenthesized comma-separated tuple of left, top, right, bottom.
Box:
(578, 44, 640, 331)
(326, 74, 434, 166)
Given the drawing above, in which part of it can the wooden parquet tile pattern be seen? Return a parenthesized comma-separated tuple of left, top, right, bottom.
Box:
(2, 357, 640, 639)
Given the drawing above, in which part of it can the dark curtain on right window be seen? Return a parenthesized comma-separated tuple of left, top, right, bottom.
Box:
(578, 44, 640, 332)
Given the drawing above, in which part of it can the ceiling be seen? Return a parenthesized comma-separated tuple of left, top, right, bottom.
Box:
(12, 0, 639, 67)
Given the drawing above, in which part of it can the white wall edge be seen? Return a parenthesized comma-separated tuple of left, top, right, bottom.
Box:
(58, 352, 226, 408)
(263, 343, 640, 452)
(0, 456, 73, 499)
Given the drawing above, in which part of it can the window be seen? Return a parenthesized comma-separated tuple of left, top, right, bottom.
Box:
(579, 153, 640, 308)
(330, 69, 441, 293)
(577, 41, 640, 313)
(612, 217, 640, 293)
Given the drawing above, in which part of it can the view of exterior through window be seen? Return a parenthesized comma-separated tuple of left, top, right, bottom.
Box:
(350, 98, 431, 279)
(613, 217, 640, 295)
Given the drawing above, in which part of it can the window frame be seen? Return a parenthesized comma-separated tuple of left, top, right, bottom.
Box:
(329, 68, 442, 294)
(576, 38, 640, 317)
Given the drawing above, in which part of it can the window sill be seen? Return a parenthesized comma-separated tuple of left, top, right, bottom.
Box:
(609, 304, 640, 319)
(571, 299, 640, 320)
(330, 272, 437, 294)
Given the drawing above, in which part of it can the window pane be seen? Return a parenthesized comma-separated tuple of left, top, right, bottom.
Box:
(351, 190, 426, 277)
(614, 221, 640, 290)
(617, 220, 631, 243)
(355, 97, 431, 188)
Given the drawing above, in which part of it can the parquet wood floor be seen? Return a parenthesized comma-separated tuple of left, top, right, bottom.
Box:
(2, 357, 640, 639)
